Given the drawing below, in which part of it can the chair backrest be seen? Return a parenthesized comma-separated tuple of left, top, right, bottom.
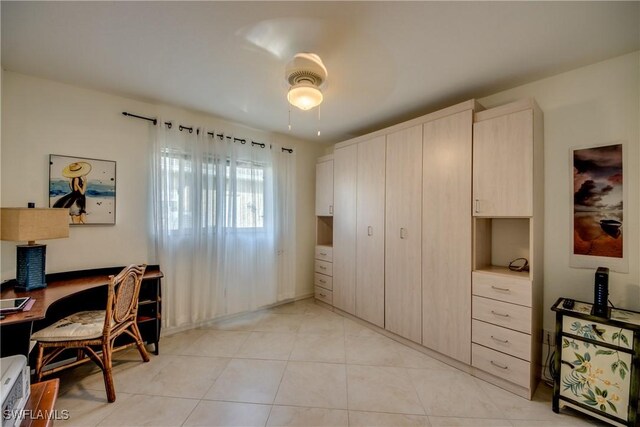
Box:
(103, 264, 147, 335)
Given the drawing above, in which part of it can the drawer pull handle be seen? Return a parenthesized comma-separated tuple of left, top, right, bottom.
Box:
(319, 279, 326, 284)
(475, 199, 480, 214)
(491, 335, 509, 344)
(329, 205, 333, 215)
(319, 266, 326, 270)
(491, 310, 510, 318)
(491, 285, 511, 292)
(400, 228, 407, 239)
(368, 226, 373, 236)
(320, 252, 327, 256)
(490, 360, 508, 370)
(319, 293, 326, 298)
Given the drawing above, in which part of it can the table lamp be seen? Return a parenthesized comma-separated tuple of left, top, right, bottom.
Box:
(0, 207, 69, 291)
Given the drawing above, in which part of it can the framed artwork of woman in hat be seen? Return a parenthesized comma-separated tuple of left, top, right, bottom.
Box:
(49, 155, 116, 225)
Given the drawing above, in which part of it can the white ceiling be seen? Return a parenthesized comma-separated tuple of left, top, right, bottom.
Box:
(2, 1, 638, 143)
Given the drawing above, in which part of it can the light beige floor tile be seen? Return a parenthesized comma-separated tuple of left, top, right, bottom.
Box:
(55, 389, 130, 427)
(183, 401, 271, 427)
(159, 329, 207, 354)
(428, 416, 513, 426)
(290, 333, 346, 363)
(267, 405, 349, 427)
(205, 311, 266, 331)
(236, 331, 296, 360)
(409, 368, 502, 418)
(181, 330, 251, 357)
(393, 345, 459, 371)
(349, 411, 431, 426)
(344, 318, 381, 338)
(204, 358, 286, 404)
(475, 379, 562, 422)
(275, 361, 348, 409)
(270, 300, 316, 314)
(96, 394, 198, 426)
(255, 313, 307, 333)
(347, 365, 425, 415)
(137, 355, 229, 398)
(298, 313, 345, 335)
(345, 335, 405, 367)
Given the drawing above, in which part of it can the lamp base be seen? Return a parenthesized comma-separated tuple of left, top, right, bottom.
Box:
(15, 244, 47, 292)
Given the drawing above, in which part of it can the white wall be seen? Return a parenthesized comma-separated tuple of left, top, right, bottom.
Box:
(1, 71, 326, 300)
(479, 51, 640, 331)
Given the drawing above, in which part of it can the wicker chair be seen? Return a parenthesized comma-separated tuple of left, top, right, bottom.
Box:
(32, 264, 150, 402)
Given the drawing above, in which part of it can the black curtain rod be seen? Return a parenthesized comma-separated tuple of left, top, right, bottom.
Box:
(122, 111, 293, 153)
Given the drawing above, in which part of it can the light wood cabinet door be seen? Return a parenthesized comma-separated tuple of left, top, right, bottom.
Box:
(356, 136, 386, 327)
(333, 145, 357, 314)
(422, 110, 472, 363)
(315, 159, 334, 216)
(385, 125, 423, 343)
(473, 109, 533, 217)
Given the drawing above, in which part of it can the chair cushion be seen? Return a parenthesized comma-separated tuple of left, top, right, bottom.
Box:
(31, 310, 108, 342)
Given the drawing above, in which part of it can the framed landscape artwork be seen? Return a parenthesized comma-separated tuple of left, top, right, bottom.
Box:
(571, 143, 627, 272)
(49, 154, 116, 225)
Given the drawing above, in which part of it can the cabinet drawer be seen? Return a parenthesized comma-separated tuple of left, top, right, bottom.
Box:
(472, 320, 531, 361)
(314, 273, 333, 290)
(472, 272, 531, 307)
(472, 296, 531, 334)
(315, 286, 333, 304)
(315, 246, 333, 262)
(472, 344, 531, 388)
(314, 259, 333, 276)
(562, 315, 633, 350)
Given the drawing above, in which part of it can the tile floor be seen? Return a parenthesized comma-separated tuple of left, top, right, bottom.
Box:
(53, 298, 604, 426)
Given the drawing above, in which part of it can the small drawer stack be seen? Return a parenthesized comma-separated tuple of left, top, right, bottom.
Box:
(471, 271, 536, 395)
(314, 245, 333, 304)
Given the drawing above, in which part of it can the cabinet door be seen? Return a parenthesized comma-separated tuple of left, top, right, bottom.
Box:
(473, 109, 533, 216)
(315, 159, 334, 216)
(356, 136, 386, 327)
(422, 110, 472, 363)
(385, 125, 422, 343)
(333, 145, 357, 314)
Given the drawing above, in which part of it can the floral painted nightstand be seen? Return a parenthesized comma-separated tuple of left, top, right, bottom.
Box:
(552, 298, 640, 426)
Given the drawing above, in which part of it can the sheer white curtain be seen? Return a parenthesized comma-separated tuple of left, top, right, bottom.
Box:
(151, 123, 296, 329)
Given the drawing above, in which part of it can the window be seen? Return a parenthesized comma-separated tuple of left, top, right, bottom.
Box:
(160, 150, 266, 231)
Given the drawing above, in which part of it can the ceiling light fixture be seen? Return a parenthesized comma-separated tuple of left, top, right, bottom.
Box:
(285, 53, 327, 111)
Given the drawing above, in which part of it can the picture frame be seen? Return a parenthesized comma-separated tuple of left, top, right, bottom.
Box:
(49, 154, 116, 225)
(570, 142, 627, 273)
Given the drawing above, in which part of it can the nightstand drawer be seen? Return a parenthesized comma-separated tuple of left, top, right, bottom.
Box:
(472, 343, 530, 388)
(472, 320, 531, 361)
(314, 259, 333, 276)
(315, 286, 333, 304)
(315, 246, 333, 262)
(472, 272, 531, 307)
(473, 296, 531, 334)
(314, 273, 333, 290)
(562, 315, 633, 350)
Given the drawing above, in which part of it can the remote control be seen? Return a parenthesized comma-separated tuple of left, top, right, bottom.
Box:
(562, 298, 575, 309)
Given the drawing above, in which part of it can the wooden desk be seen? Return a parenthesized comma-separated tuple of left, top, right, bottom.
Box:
(1, 266, 163, 358)
(20, 379, 60, 427)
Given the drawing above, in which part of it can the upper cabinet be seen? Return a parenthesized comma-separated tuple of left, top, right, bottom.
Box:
(315, 155, 334, 216)
(473, 99, 542, 217)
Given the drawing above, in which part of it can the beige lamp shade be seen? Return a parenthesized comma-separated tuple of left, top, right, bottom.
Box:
(0, 208, 70, 243)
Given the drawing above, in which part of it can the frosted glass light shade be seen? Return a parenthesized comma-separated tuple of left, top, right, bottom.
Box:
(288, 84, 323, 111)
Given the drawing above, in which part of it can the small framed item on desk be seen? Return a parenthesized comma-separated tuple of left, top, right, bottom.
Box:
(551, 298, 640, 426)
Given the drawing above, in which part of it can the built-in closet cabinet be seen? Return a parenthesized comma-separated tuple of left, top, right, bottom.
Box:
(332, 145, 357, 315)
(385, 125, 423, 343)
(471, 98, 544, 400)
(422, 108, 474, 363)
(355, 136, 386, 327)
(315, 156, 334, 216)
